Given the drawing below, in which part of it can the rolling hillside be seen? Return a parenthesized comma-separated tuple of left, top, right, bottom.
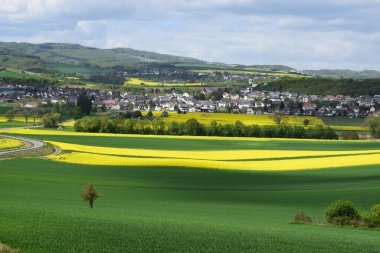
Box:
(1, 129, 380, 252)
(0, 42, 204, 73)
(1, 41, 379, 79)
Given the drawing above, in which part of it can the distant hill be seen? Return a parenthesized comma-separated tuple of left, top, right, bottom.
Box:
(1, 41, 379, 79)
(301, 69, 380, 79)
(175, 63, 295, 73)
(0, 42, 205, 74)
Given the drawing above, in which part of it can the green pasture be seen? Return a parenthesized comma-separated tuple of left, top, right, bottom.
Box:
(0, 121, 35, 129)
(0, 70, 30, 78)
(0, 134, 380, 252)
(323, 117, 366, 126)
(45, 62, 111, 75)
(0, 104, 15, 116)
(6, 130, 380, 151)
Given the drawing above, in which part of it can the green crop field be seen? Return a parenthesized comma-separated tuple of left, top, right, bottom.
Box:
(0, 121, 34, 129)
(44, 62, 111, 75)
(0, 103, 15, 116)
(322, 117, 366, 127)
(1, 129, 380, 252)
(0, 69, 30, 78)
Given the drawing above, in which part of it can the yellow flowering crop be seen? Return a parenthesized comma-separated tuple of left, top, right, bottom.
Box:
(48, 152, 380, 171)
(50, 141, 380, 161)
(125, 77, 203, 87)
(0, 138, 24, 149)
(60, 121, 75, 127)
(143, 112, 325, 127)
(0, 117, 41, 123)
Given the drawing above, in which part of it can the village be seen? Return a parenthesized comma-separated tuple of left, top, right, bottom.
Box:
(0, 84, 379, 118)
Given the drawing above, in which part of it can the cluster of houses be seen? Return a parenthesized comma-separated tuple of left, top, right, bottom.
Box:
(0, 85, 114, 108)
(117, 89, 379, 118)
(1, 85, 379, 118)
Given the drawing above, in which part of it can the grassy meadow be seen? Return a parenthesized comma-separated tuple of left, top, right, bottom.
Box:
(0, 70, 31, 78)
(0, 129, 380, 252)
(0, 104, 15, 116)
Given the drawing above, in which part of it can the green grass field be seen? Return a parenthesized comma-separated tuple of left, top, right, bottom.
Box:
(0, 103, 16, 116)
(322, 117, 366, 126)
(0, 70, 31, 78)
(0, 121, 36, 129)
(45, 62, 111, 75)
(0, 131, 380, 252)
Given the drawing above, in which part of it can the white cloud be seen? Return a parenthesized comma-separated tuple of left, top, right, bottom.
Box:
(0, 0, 379, 70)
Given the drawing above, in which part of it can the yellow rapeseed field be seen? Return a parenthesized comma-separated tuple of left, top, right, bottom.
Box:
(125, 78, 203, 87)
(48, 152, 380, 171)
(0, 116, 41, 123)
(3, 128, 377, 171)
(50, 141, 380, 161)
(60, 121, 75, 127)
(0, 138, 23, 149)
(146, 112, 325, 127)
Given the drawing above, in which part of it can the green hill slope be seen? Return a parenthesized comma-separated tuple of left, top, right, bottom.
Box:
(0, 42, 204, 73)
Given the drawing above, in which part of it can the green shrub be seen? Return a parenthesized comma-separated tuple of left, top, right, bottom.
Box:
(361, 212, 376, 227)
(293, 212, 312, 223)
(371, 204, 380, 224)
(364, 204, 380, 227)
(325, 200, 361, 225)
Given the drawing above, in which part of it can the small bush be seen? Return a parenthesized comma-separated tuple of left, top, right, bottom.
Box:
(361, 211, 376, 227)
(363, 204, 380, 227)
(325, 200, 361, 225)
(293, 212, 312, 223)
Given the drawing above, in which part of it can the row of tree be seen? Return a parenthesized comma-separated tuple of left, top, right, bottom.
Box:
(74, 117, 338, 139)
(4, 94, 94, 128)
(258, 77, 380, 96)
(0, 76, 60, 87)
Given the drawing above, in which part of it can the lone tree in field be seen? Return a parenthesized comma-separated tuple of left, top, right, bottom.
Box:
(4, 110, 15, 121)
(272, 113, 284, 125)
(303, 119, 310, 127)
(81, 182, 99, 208)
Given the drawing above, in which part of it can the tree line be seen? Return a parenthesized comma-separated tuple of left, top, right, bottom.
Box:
(0, 76, 60, 87)
(74, 115, 338, 140)
(258, 77, 380, 96)
(4, 93, 94, 128)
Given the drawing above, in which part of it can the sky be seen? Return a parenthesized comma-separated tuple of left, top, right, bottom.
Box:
(1, 0, 380, 70)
